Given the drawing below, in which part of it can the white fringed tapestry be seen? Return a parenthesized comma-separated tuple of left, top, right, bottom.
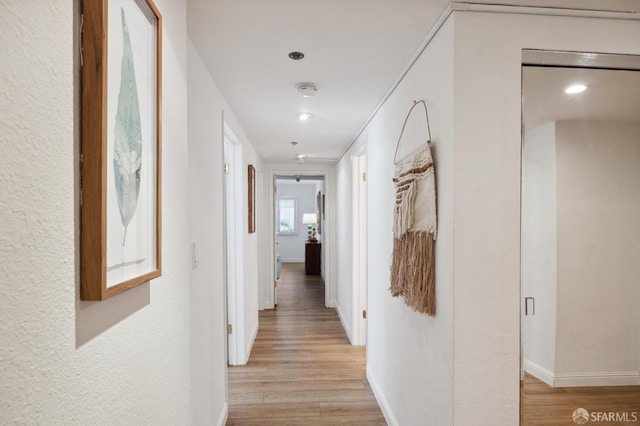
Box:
(390, 100, 437, 316)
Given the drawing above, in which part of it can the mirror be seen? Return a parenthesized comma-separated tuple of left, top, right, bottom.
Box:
(520, 51, 640, 425)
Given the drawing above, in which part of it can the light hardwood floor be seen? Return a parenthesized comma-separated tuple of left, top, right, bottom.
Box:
(226, 263, 386, 425)
(521, 373, 640, 425)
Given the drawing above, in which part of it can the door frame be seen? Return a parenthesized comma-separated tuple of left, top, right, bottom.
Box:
(223, 122, 246, 365)
(351, 150, 368, 346)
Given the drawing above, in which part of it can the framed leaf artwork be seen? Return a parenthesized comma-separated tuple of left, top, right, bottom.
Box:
(81, 0, 162, 300)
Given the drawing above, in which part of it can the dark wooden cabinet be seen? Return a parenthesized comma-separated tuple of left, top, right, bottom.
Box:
(305, 243, 321, 275)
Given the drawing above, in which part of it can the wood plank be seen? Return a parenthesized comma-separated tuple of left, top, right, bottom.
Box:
(227, 263, 386, 424)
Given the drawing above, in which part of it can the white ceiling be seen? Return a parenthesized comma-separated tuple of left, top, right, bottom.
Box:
(187, 1, 640, 164)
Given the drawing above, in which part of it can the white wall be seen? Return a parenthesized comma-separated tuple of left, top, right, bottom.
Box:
(188, 35, 262, 421)
(452, 9, 640, 424)
(187, 40, 228, 425)
(335, 17, 455, 425)
(522, 121, 640, 387)
(0, 0, 193, 423)
(276, 181, 320, 262)
(554, 121, 640, 382)
(332, 6, 640, 425)
(521, 122, 558, 383)
(241, 135, 261, 363)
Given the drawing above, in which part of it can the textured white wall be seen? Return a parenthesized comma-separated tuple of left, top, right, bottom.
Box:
(242, 134, 261, 364)
(555, 121, 640, 379)
(453, 10, 640, 424)
(0, 0, 193, 423)
(522, 121, 640, 386)
(187, 34, 262, 420)
(522, 122, 558, 381)
(337, 8, 640, 426)
(340, 17, 455, 425)
(187, 40, 228, 425)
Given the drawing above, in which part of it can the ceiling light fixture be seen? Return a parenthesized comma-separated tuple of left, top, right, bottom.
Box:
(297, 154, 307, 163)
(298, 112, 313, 121)
(565, 84, 587, 94)
(296, 82, 318, 97)
(288, 51, 304, 60)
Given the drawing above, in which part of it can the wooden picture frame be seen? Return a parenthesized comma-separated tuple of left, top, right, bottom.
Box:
(248, 164, 256, 233)
(81, 0, 162, 300)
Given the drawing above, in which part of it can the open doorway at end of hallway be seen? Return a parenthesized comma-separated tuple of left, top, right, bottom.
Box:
(272, 174, 326, 307)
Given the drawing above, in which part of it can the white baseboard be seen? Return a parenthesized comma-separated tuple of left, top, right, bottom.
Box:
(524, 359, 554, 386)
(216, 401, 228, 426)
(246, 321, 259, 361)
(335, 302, 352, 343)
(280, 258, 304, 263)
(367, 366, 399, 426)
(525, 359, 640, 387)
(554, 371, 640, 387)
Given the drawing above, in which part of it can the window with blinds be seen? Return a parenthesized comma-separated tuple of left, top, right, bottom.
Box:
(277, 197, 296, 234)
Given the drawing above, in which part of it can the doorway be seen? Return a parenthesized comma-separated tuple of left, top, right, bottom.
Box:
(352, 151, 368, 345)
(520, 50, 640, 424)
(269, 172, 331, 309)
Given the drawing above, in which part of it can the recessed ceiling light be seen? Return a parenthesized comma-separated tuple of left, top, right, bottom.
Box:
(298, 112, 312, 121)
(565, 84, 587, 94)
(288, 51, 304, 60)
(296, 82, 318, 97)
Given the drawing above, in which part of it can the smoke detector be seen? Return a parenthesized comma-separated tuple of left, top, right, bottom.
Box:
(296, 82, 319, 97)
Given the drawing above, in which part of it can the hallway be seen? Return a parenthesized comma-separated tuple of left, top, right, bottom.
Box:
(226, 263, 386, 425)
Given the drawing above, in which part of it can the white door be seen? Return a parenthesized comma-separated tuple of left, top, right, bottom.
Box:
(223, 124, 246, 365)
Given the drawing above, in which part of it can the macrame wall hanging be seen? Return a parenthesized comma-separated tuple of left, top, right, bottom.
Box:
(390, 100, 437, 316)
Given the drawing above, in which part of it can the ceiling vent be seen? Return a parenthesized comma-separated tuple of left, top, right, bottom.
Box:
(288, 51, 304, 60)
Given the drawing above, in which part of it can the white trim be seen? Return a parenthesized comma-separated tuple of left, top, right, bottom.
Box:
(525, 359, 640, 387)
(335, 302, 352, 343)
(523, 359, 554, 386)
(367, 365, 399, 426)
(216, 401, 228, 426)
(555, 371, 640, 387)
(339, 2, 640, 161)
(456, 2, 640, 20)
(245, 320, 259, 362)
